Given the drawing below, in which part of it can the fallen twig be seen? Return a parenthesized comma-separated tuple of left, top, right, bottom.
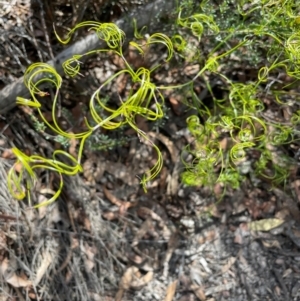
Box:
(0, 0, 176, 114)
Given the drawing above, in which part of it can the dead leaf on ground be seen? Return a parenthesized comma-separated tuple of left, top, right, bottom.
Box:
(82, 155, 105, 183)
(273, 188, 300, 223)
(103, 187, 136, 217)
(164, 280, 177, 301)
(115, 288, 124, 301)
(244, 198, 264, 219)
(120, 266, 153, 290)
(115, 266, 153, 301)
(102, 210, 119, 220)
(0, 293, 11, 301)
(1, 148, 15, 159)
(130, 270, 153, 289)
(190, 263, 205, 286)
(248, 218, 285, 232)
(80, 242, 97, 273)
(190, 284, 206, 301)
(0, 257, 32, 288)
(169, 96, 182, 115)
(13, 162, 23, 173)
(261, 239, 281, 249)
(221, 257, 237, 274)
(131, 218, 153, 247)
(34, 249, 53, 286)
(275, 208, 290, 220)
(120, 266, 139, 291)
(234, 223, 249, 245)
(137, 206, 172, 240)
(148, 131, 178, 163)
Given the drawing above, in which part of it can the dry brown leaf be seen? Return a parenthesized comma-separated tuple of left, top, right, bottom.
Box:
(164, 280, 177, 301)
(213, 182, 223, 199)
(37, 188, 56, 218)
(261, 239, 281, 249)
(128, 253, 144, 265)
(119, 266, 153, 291)
(197, 230, 217, 245)
(184, 64, 200, 75)
(103, 187, 133, 209)
(28, 291, 38, 299)
(83, 215, 91, 232)
(115, 288, 124, 301)
(148, 131, 178, 163)
(13, 162, 23, 173)
(249, 218, 285, 232)
(120, 266, 139, 290)
(233, 232, 243, 245)
(102, 211, 119, 220)
(221, 257, 237, 274)
(137, 206, 172, 240)
(73, 208, 92, 232)
(283, 268, 293, 278)
(81, 242, 97, 273)
(19, 105, 34, 116)
(34, 250, 52, 286)
(83, 155, 105, 183)
(46, 204, 63, 224)
(88, 292, 109, 301)
(273, 188, 300, 223)
(190, 263, 205, 286)
(112, 53, 126, 69)
(159, 166, 168, 192)
(166, 168, 180, 196)
(131, 218, 152, 247)
(169, 96, 181, 115)
(190, 284, 206, 301)
(0, 139, 6, 147)
(1, 148, 15, 159)
(234, 223, 249, 245)
(275, 208, 290, 220)
(166, 233, 179, 262)
(131, 271, 153, 289)
(0, 258, 32, 288)
(0, 293, 11, 301)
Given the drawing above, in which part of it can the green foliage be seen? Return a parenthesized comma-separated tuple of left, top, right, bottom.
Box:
(53, 135, 70, 148)
(85, 133, 130, 151)
(10, 22, 173, 207)
(8, 0, 300, 207)
(179, 0, 300, 192)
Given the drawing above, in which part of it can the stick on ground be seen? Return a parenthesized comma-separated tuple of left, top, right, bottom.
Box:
(0, 0, 176, 114)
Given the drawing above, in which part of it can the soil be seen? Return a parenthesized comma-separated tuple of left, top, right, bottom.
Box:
(0, 1, 300, 301)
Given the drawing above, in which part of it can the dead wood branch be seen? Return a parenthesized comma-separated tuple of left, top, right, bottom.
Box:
(0, 0, 176, 114)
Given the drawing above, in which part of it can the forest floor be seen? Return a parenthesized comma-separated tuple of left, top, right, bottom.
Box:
(0, 1, 300, 301)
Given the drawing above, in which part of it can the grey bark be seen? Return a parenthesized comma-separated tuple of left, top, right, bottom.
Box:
(0, 0, 176, 114)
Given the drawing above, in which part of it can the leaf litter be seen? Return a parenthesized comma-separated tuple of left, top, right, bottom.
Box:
(1, 1, 300, 301)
